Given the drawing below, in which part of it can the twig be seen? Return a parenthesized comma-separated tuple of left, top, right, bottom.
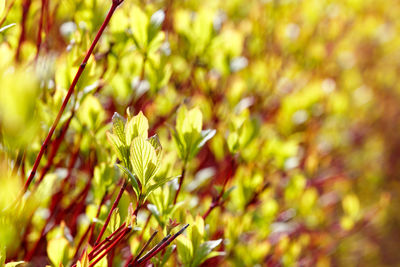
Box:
(94, 180, 127, 245)
(24, 0, 124, 191)
(89, 223, 126, 259)
(134, 230, 159, 262)
(15, 0, 31, 61)
(89, 226, 132, 267)
(136, 224, 189, 266)
(35, 0, 47, 59)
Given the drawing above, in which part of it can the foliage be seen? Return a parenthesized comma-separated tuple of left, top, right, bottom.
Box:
(0, 0, 399, 266)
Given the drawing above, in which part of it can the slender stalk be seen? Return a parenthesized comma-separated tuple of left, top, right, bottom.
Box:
(136, 224, 189, 266)
(134, 234, 171, 266)
(133, 230, 159, 263)
(89, 227, 131, 267)
(94, 180, 127, 245)
(15, 0, 31, 62)
(74, 191, 108, 260)
(89, 223, 126, 259)
(173, 164, 186, 204)
(203, 156, 237, 220)
(36, 111, 75, 186)
(90, 224, 127, 260)
(35, 0, 47, 59)
(202, 201, 218, 220)
(24, 0, 124, 191)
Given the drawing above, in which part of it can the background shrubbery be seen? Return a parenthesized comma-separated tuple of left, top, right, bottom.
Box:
(0, 0, 399, 266)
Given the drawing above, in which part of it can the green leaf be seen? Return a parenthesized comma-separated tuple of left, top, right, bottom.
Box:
(130, 136, 158, 186)
(147, 134, 162, 157)
(47, 237, 70, 267)
(197, 129, 216, 149)
(177, 235, 193, 265)
(0, 0, 4, 17)
(76, 250, 89, 267)
(190, 216, 205, 251)
(148, 10, 165, 44)
(125, 111, 149, 146)
(107, 132, 124, 161)
(148, 31, 165, 54)
(189, 129, 216, 158)
(174, 106, 205, 160)
(108, 208, 121, 233)
(147, 204, 162, 225)
(116, 164, 140, 199)
(112, 112, 126, 144)
(160, 244, 176, 267)
(227, 132, 239, 153)
(171, 127, 186, 160)
(144, 175, 179, 201)
(192, 239, 222, 266)
(176, 106, 202, 136)
(222, 186, 236, 201)
(130, 6, 149, 50)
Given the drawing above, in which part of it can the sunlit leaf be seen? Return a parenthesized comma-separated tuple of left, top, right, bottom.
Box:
(108, 208, 121, 233)
(130, 136, 158, 186)
(47, 237, 70, 267)
(116, 164, 140, 199)
(112, 112, 126, 144)
(125, 111, 149, 145)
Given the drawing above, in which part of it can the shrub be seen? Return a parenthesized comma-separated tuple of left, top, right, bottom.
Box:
(0, 0, 398, 266)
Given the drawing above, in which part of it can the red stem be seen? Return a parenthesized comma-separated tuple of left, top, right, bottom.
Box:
(89, 227, 131, 267)
(136, 224, 189, 266)
(35, 0, 46, 59)
(24, 0, 123, 191)
(89, 223, 126, 259)
(36, 111, 75, 186)
(94, 181, 127, 245)
(74, 191, 108, 261)
(15, 0, 31, 62)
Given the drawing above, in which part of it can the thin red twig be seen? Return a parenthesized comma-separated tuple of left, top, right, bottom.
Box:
(94, 181, 127, 245)
(24, 0, 124, 191)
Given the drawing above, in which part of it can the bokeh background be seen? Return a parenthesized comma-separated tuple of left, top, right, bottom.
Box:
(1, 0, 400, 266)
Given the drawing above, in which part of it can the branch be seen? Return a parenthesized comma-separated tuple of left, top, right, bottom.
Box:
(94, 181, 127, 245)
(136, 224, 189, 266)
(24, 0, 124, 191)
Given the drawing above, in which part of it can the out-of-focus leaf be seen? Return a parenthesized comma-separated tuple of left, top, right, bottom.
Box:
(76, 250, 89, 267)
(47, 237, 70, 267)
(177, 235, 193, 265)
(193, 239, 223, 266)
(112, 112, 126, 144)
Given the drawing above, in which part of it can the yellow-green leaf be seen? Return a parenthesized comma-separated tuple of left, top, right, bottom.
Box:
(0, 0, 4, 17)
(112, 112, 126, 144)
(47, 237, 70, 267)
(108, 208, 121, 233)
(125, 111, 149, 145)
(130, 136, 158, 186)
